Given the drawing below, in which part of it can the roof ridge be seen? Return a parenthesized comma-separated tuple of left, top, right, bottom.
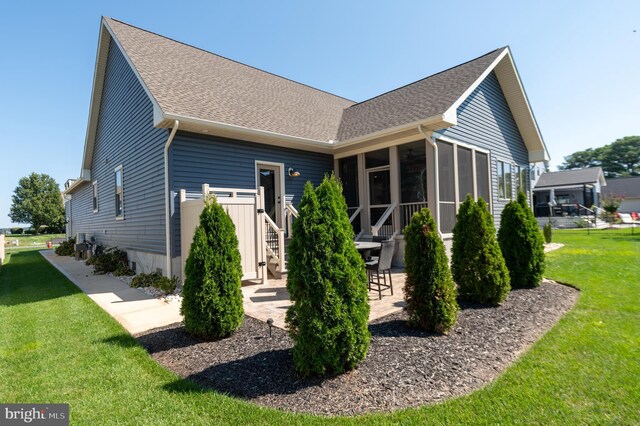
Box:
(344, 46, 508, 109)
(548, 167, 602, 174)
(104, 17, 356, 104)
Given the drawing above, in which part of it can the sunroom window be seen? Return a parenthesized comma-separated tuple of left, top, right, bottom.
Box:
(398, 140, 427, 230)
(436, 139, 492, 235)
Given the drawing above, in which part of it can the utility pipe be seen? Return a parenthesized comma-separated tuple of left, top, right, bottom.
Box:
(164, 120, 180, 277)
(418, 125, 443, 238)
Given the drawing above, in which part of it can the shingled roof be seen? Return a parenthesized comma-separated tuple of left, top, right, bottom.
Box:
(534, 167, 606, 189)
(601, 176, 640, 198)
(76, 16, 547, 170)
(104, 18, 355, 142)
(336, 48, 507, 141)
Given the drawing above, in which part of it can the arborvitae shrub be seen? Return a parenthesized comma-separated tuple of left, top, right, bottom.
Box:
(543, 222, 553, 244)
(403, 208, 458, 333)
(181, 196, 244, 339)
(498, 192, 545, 289)
(451, 196, 510, 304)
(286, 176, 370, 376)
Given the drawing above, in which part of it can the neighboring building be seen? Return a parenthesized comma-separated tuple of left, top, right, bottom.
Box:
(64, 17, 549, 279)
(532, 167, 606, 217)
(601, 176, 640, 213)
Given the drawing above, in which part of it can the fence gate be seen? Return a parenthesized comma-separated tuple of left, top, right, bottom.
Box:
(180, 185, 267, 283)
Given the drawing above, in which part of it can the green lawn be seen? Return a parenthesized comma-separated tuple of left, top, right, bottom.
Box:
(0, 234, 638, 425)
(3, 233, 65, 248)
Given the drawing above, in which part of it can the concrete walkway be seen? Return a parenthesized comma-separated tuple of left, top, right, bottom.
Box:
(41, 250, 182, 335)
(41, 250, 407, 333)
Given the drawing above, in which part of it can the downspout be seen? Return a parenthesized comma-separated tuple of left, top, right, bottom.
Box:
(418, 125, 443, 238)
(164, 120, 180, 277)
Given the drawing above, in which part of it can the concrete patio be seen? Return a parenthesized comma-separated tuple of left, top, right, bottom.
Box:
(242, 270, 407, 329)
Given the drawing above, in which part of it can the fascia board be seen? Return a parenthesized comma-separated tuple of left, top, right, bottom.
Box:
(162, 113, 335, 154)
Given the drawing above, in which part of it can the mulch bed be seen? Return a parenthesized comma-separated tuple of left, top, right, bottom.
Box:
(136, 280, 578, 416)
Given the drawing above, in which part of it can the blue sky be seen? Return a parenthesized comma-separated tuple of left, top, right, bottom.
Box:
(1, 0, 638, 228)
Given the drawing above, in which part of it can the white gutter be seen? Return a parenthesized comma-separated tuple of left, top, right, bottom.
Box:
(334, 114, 449, 149)
(164, 120, 180, 278)
(418, 125, 442, 238)
(161, 113, 334, 154)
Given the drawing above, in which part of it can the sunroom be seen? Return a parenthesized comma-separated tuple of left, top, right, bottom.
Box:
(335, 130, 493, 263)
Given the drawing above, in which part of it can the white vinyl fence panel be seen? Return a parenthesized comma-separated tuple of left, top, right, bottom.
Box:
(180, 186, 266, 283)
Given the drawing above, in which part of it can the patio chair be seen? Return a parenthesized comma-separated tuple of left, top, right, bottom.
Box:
(368, 235, 386, 257)
(365, 240, 395, 299)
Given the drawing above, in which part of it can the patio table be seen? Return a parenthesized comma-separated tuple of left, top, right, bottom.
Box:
(354, 241, 382, 251)
(354, 241, 382, 261)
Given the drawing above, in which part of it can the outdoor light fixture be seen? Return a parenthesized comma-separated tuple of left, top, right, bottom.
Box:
(266, 318, 274, 337)
(288, 167, 301, 177)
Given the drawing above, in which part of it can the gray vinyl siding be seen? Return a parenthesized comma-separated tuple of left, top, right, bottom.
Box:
(68, 39, 168, 253)
(438, 71, 529, 227)
(169, 132, 334, 256)
(68, 182, 92, 238)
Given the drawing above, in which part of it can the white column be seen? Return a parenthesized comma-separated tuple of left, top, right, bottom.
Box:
(389, 146, 400, 234)
(357, 153, 368, 232)
(425, 138, 438, 222)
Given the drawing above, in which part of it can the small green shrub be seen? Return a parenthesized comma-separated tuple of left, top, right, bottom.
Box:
(10, 228, 23, 235)
(286, 176, 370, 376)
(181, 195, 244, 340)
(403, 207, 459, 333)
(86, 246, 133, 276)
(543, 223, 553, 243)
(131, 272, 178, 294)
(55, 237, 76, 256)
(451, 196, 510, 305)
(573, 218, 588, 229)
(498, 192, 545, 289)
(24, 229, 35, 235)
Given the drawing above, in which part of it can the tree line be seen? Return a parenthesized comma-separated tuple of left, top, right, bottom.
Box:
(559, 136, 640, 177)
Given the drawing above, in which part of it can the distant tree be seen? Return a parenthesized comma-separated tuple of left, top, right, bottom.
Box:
(558, 148, 602, 171)
(9, 173, 65, 233)
(559, 136, 640, 177)
(601, 136, 640, 176)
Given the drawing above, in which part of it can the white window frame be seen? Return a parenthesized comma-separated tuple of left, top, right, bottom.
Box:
(435, 135, 492, 236)
(515, 164, 527, 196)
(114, 165, 124, 220)
(92, 181, 99, 213)
(497, 159, 513, 200)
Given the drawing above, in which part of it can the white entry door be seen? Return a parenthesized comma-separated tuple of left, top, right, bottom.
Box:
(256, 162, 285, 227)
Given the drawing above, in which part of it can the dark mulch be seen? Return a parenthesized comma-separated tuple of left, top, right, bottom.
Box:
(135, 280, 578, 416)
